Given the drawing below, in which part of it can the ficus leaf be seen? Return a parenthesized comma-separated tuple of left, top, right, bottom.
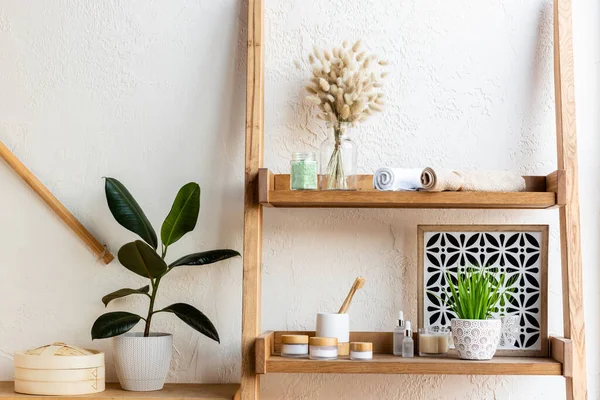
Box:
(102, 286, 150, 307)
(161, 303, 219, 343)
(91, 312, 142, 340)
(161, 183, 201, 248)
(169, 249, 240, 268)
(105, 178, 158, 249)
(118, 241, 167, 279)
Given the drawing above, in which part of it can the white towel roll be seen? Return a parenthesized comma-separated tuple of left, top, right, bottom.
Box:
(373, 168, 424, 191)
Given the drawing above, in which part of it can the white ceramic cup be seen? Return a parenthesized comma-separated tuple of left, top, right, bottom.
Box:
(315, 313, 350, 343)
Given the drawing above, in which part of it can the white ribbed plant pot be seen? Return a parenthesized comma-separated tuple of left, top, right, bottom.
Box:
(451, 319, 501, 360)
(112, 333, 172, 391)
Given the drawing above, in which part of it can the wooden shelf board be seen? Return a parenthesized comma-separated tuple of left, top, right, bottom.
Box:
(258, 169, 564, 209)
(256, 332, 570, 377)
(0, 383, 240, 400)
(265, 354, 562, 375)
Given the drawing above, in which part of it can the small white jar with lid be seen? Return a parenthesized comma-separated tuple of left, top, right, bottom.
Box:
(309, 337, 338, 360)
(280, 335, 309, 358)
(350, 342, 373, 360)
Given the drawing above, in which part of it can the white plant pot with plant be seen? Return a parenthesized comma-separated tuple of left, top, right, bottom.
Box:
(303, 40, 389, 190)
(441, 268, 505, 360)
(91, 178, 240, 391)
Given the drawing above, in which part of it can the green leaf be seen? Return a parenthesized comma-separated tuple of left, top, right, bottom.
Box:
(105, 177, 158, 249)
(102, 285, 150, 307)
(161, 303, 219, 343)
(118, 241, 168, 279)
(169, 249, 240, 268)
(161, 183, 201, 248)
(91, 312, 142, 339)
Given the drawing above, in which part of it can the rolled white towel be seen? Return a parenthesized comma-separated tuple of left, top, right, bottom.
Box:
(373, 168, 424, 191)
(420, 168, 526, 192)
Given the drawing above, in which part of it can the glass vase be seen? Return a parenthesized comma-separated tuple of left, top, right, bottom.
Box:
(319, 123, 357, 190)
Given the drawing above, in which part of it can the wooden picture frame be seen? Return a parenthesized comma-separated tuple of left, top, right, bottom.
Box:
(417, 225, 549, 357)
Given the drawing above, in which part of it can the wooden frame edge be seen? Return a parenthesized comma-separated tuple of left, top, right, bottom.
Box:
(545, 169, 567, 207)
(550, 336, 573, 377)
(258, 168, 273, 206)
(255, 331, 274, 374)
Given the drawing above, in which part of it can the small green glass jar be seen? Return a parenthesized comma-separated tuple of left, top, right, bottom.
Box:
(290, 152, 318, 190)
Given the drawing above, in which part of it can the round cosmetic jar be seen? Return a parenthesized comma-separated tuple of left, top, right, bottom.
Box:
(350, 342, 373, 360)
(280, 335, 309, 358)
(309, 337, 338, 360)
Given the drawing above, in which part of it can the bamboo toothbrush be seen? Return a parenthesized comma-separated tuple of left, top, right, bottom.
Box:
(338, 277, 366, 314)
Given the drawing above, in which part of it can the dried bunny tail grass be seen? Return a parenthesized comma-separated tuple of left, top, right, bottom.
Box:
(319, 78, 330, 91)
(381, 71, 389, 79)
(294, 60, 303, 69)
(369, 103, 383, 112)
(342, 40, 349, 48)
(309, 54, 316, 65)
(335, 91, 344, 113)
(356, 51, 366, 61)
(352, 40, 362, 52)
(379, 60, 389, 66)
(326, 94, 335, 103)
(313, 45, 323, 60)
(324, 50, 332, 60)
(341, 104, 351, 120)
(305, 85, 318, 94)
(305, 95, 322, 105)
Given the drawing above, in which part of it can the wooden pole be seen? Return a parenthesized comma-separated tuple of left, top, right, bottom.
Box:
(241, 0, 264, 398)
(0, 140, 114, 264)
(553, 0, 587, 398)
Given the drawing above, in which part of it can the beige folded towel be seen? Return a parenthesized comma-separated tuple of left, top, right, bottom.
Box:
(420, 168, 526, 192)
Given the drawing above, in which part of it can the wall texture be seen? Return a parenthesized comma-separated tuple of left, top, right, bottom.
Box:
(0, 0, 598, 399)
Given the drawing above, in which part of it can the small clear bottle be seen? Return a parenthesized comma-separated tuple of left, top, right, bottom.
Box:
(290, 152, 318, 190)
(309, 337, 338, 360)
(402, 321, 414, 358)
(280, 335, 309, 358)
(393, 311, 405, 356)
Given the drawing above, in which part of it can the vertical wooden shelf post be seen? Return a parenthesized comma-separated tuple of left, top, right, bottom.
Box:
(554, 0, 587, 398)
(241, 0, 264, 399)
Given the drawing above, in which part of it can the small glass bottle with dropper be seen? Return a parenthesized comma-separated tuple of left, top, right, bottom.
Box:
(402, 320, 414, 358)
(393, 311, 405, 356)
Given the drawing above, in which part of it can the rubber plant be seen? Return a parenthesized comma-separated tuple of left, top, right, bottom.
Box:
(91, 178, 240, 342)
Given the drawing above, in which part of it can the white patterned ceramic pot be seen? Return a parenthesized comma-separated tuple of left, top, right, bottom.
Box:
(451, 319, 501, 360)
(112, 332, 172, 391)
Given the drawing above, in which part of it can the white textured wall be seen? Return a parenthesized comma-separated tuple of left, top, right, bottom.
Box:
(0, 1, 598, 399)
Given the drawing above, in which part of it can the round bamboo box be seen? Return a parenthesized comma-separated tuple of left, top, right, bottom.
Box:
(14, 342, 105, 395)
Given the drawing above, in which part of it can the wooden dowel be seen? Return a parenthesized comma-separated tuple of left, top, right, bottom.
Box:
(0, 140, 114, 264)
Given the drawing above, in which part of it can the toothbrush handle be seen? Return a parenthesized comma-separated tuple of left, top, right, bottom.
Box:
(338, 285, 357, 314)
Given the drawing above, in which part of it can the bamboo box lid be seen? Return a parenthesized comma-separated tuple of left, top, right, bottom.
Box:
(14, 342, 104, 370)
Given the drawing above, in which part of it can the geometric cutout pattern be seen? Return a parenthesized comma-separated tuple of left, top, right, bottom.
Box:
(422, 229, 545, 351)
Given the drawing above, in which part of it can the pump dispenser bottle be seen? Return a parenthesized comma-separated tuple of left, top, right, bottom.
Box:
(393, 311, 405, 356)
(402, 320, 414, 358)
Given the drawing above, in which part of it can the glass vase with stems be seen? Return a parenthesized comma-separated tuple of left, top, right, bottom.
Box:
(319, 122, 357, 190)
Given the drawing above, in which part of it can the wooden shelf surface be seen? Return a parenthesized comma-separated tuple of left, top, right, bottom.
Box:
(264, 354, 562, 375)
(258, 169, 565, 209)
(256, 331, 571, 377)
(0, 383, 240, 400)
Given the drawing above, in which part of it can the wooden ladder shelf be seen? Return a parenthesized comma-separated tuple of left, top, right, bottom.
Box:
(241, 0, 586, 399)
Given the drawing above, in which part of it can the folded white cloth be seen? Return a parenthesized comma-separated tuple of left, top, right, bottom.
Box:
(374, 167, 526, 192)
(373, 168, 424, 191)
